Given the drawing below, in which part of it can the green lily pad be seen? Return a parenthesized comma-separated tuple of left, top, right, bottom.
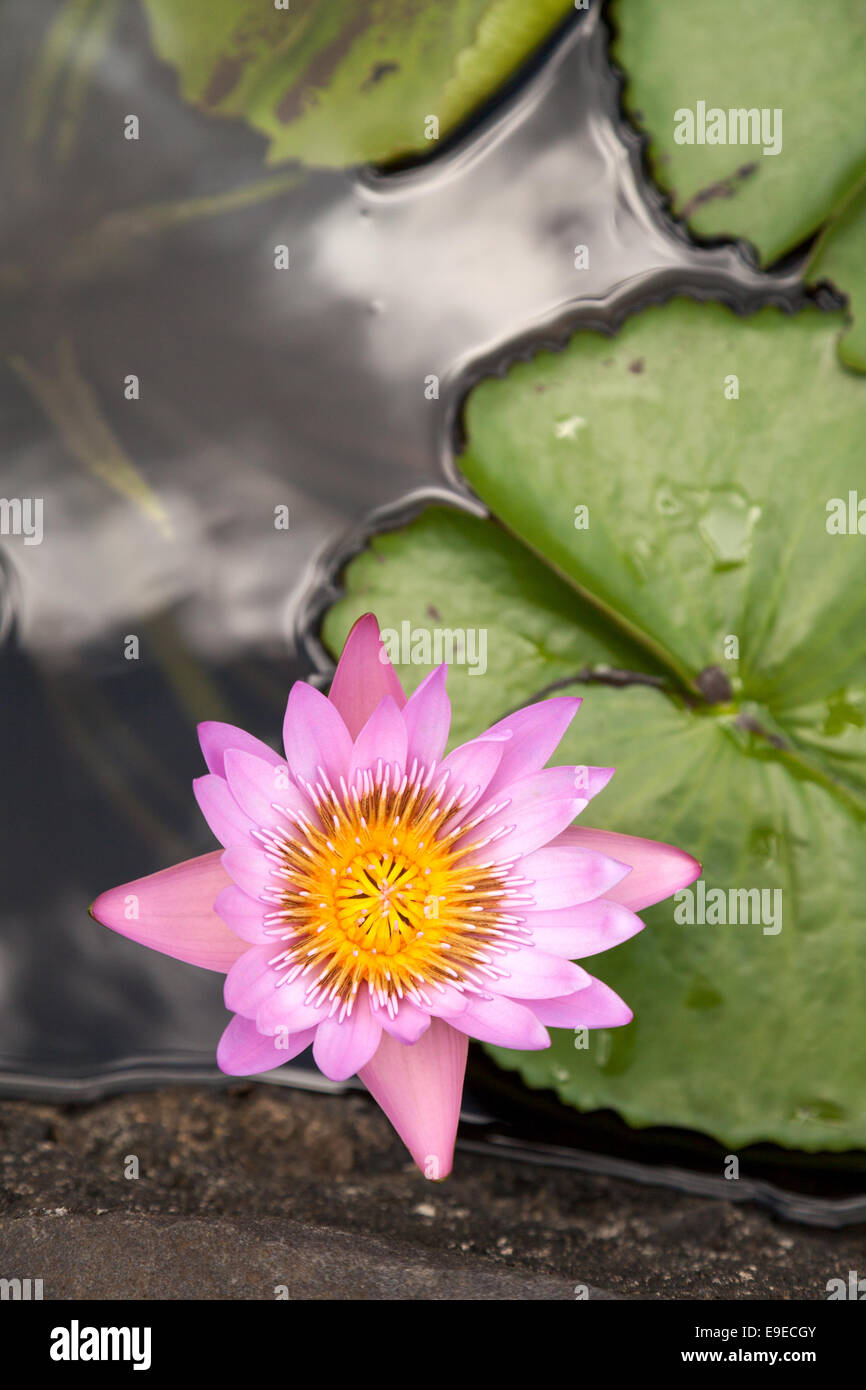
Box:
(459, 301, 866, 713)
(140, 0, 574, 168)
(324, 299, 866, 1150)
(806, 177, 866, 374)
(496, 684, 866, 1151)
(612, 0, 866, 267)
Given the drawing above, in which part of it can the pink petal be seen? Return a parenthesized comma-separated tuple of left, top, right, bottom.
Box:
(223, 944, 278, 1017)
(214, 885, 269, 944)
(480, 696, 582, 798)
(518, 843, 630, 910)
(358, 1019, 467, 1179)
(552, 827, 700, 911)
(348, 695, 408, 781)
(467, 767, 617, 861)
(193, 774, 256, 849)
(468, 798, 582, 863)
(424, 984, 473, 1019)
(526, 898, 645, 958)
(327, 613, 407, 738)
(449, 994, 550, 1049)
(220, 845, 271, 900)
(438, 735, 506, 817)
(531, 976, 633, 1028)
(223, 748, 299, 832)
(490, 949, 590, 999)
(379, 1000, 432, 1044)
(90, 852, 245, 973)
(312, 993, 383, 1081)
(217, 1013, 315, 1076)
(256, 985, 329, 1035)
(464, 765, 612, 863)
(283, 681, 353, 789)
(402, 665, 451, 766)
(198, 720, 283, 778)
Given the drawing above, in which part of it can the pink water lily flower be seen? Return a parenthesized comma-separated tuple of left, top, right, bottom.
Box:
(91, 614, 699, 1179)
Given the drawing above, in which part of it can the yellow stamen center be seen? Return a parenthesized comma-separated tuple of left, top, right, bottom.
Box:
(257, 761, 530, 1019)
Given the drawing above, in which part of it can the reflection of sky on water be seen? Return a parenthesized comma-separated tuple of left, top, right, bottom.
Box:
(0, 3, 793, 1088)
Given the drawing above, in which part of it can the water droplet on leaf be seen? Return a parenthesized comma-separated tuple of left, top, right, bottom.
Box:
(697, 487, 761, 569)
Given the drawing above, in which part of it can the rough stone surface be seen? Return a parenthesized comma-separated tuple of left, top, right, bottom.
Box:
(0, 1087, 862, 1299)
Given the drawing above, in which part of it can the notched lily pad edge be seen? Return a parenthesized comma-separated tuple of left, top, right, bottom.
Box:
(603, 5, 792, 278)
(298, 486, 489, 678)
(604, 2, 866, 365)
(440, 277, 814, 490)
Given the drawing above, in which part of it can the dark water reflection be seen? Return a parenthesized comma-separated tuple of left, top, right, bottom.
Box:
(6, 2, 850, 1221)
